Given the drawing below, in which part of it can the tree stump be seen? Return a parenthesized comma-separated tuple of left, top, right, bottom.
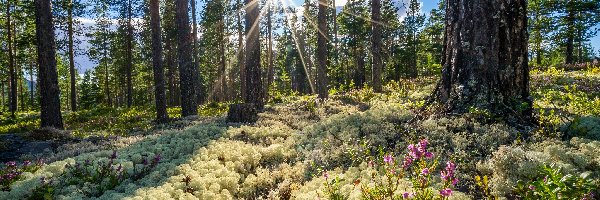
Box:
(227, 103, 259, 123)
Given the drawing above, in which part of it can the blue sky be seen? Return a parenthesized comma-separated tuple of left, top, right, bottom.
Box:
(71, 0, 599, 73)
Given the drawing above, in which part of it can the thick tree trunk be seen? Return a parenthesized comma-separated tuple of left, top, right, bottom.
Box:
(229, 0, 263, 123)
(371, 0, 382, 92)
(176, 0, 198, 116)
(67, 0, 77, 112)
(35, 0, 64, 129)
(6, 0, 17, 116)
(126, 0, 134, 107)
(244, 0, 263, 108)
(150, 0, 168, 122)
(436, 0, 531, 121)
(316, 0, 329, 99)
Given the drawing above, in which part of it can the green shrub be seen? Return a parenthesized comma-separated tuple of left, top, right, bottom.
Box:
(514, 165, 598, 200)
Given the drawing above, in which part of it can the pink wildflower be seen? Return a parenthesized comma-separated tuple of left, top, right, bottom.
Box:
(424, 152, 434, 159)
(383, 155, 394, 164)
(440, 188, 453, 197)
(421, 168, 430, 176)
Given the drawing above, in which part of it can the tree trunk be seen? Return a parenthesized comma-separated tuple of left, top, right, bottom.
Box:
(316, 0, 329, 99)
(191, 0, 204, 104)
(436, 0, 531, 121)
(266, 4, 274, 100)
(565, 0, 574, 64)
(126, 0, 134, 107)
(237, 0, 246, 101)
(244, 0, 263, 108)
(176, 0, 198, 116)
(150, 0, 168, 122)
(35, 0, 64, 129)
(219, 9, 227, 102)
(67, 0, 77, 112)
(371, 0, 382, 92)
(6, 0, 17, 117)
(228, 0, 263, 123)
(333, 0, 338, 68)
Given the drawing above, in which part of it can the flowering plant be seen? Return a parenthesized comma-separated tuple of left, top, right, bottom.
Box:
(362, 139, 458, 199)
(0, 160, 44, 191)
(323, 139, 459, 200)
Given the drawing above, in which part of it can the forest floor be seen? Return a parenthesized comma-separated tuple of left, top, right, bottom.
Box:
(1, 66, 600, 199)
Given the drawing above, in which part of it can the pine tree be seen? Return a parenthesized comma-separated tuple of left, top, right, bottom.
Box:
(150, 0, 168, 121)
(35, 0, 64, 129)
(316, 0, 329, 98)
(6, 0, 17, 117)
(176, 0, 198, 116)
(371, 0, 382, 92)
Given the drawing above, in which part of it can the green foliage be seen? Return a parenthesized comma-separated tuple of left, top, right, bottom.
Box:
(78, 71, 102, 110)
(474, 175, 497, 200)
(515, 165, 598, 200)
(322, 175, 349, 200)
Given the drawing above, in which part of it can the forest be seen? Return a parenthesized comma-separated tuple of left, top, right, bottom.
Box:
(1, 0, 600, 199)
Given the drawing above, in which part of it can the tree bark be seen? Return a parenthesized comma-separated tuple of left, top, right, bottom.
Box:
(371, 0, 382, 92)
(333, 0, 338, 68)
(6, 0, 17, 116)
(565, 0, 575, 64)
(316, 0, 329, 99)
(237, 0, 246, 100)
(35, 0, 64, 129)
(176, 0, 198, 116)
(219, 6, 227, 102)
(244, 0, 263, 109)
(436, 0, 532, 121)
(150, 0, 168, 122)
(266, 4, 274, 100)
(191, 0, 205, 104)
(67, 0, 77, 112)
(126, 0, 134, 107)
